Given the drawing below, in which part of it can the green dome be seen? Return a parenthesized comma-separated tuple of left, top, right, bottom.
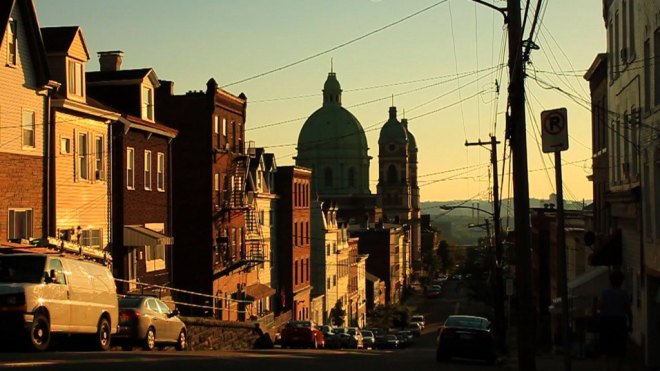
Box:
(379, 106, 407, 145)
(297, 104, 368, 153)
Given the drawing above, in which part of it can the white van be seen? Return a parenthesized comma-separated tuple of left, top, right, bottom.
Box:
(0, 253, 118, 351)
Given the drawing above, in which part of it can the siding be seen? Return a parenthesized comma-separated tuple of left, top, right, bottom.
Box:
(0, 4, 47, 241)
(54, 110, 109, 247)
(69, 31, 87, 61)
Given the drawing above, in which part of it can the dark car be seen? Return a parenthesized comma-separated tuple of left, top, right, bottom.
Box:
(436, 315, 496, 364)
(114, 296, 187, 351)
(280, 321, 325, 349)
(320, 327, 342, 349)
(379, 334, 400, 349)
(361, 330, 375, 349)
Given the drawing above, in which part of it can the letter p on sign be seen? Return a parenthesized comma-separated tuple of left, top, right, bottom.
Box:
(541, 108, 568, 153)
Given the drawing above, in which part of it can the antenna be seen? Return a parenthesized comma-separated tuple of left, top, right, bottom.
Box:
(403, 108, 406, 119)
(391, 94, 394, 107)
(331, 58, 334, 73)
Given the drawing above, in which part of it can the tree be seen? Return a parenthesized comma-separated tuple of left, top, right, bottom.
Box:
(329, 300, 346, 327)
(438, 240, 453, 272)
(422, 248, 441, 281)
(367, 303, 410, 330)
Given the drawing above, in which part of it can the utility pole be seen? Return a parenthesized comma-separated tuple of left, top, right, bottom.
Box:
(465, 136, 505, 353)
(507, 0, 536, 369)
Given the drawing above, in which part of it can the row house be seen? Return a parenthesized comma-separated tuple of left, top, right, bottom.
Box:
(590, 0, 660, 366)
(310, 201, 350, 325)
(274, 166, 312, 321)
(83, 51, 177, 292)
(347, 236, 368, 328)
(40, 28, 120, 267)
(156, 78, 272, 320)
(350, 223, 405, 304)
(0, 0, 55, 244)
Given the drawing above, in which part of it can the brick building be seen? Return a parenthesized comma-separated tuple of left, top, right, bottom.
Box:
(274, 166, 312, 321)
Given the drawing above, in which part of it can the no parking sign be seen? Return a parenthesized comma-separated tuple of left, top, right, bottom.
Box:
(541, 108, 568, 153)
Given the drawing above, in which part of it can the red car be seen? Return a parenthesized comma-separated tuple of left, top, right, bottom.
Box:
(280, 321, 325, 349)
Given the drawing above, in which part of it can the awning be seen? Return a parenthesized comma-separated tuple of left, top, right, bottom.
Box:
(244, 283, 276, 301)
(124, 225, 173, 246)
(549, 267, 609, 315)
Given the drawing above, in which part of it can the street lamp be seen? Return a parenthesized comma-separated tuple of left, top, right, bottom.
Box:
(439, 204, 507, 354)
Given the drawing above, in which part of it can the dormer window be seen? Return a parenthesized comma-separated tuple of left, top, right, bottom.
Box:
(142, 86, 154, 121)
(68, 60, 83, 97)
(7, 19, 16, 66)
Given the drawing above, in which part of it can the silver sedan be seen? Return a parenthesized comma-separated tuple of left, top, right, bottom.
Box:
(113, 296, 187, 351)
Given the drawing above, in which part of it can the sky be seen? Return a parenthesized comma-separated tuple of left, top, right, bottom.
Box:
(33, 0, 605, 203)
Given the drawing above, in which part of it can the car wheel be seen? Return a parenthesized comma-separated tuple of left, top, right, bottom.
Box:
(28, 312, 51, 352)
(96, 318, 112, 351)
(143, 327, 156, 351)
(175, 329, 187, 351)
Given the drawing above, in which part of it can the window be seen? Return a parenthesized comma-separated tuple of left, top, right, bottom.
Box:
(622, 1, 627, 60)
(142, 86, 154, 120)
(60, 137, 71, 154)
(222, 118, 227, 136)
(295, 260, 299, 285)
(77, 132, 88, 180)
(144, 150, 152, 190)
(146, 244, 166, 272)
(214, 115, 219, 134)
(8, 209, 32, 240)
(95, 136, 103, 181)
(615, 11, 620, 75)
(387, 164, 397, 184)
(324, 168, 333, 187)
(157, 152, 165, 191)
(48, 259, 65, 284)
(80, 229, 102, 248)
(327, 243, 330, 256)
(127, 148, 135, 189)
(22, 110, 35, 148)
(214, 173, 219, 191)
(348, 168, 355, 187)
(68, 60, 83, 96)
(306, 258, 309, 281)
(7, 19, 16, 66)
(327, 277, 331, 289)
(609, 20, 614, 79)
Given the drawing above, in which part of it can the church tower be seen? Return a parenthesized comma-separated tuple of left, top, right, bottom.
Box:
(377, 106, 411, 223)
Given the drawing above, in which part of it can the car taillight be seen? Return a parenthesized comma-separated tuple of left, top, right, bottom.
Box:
(120, 309, 140, 320)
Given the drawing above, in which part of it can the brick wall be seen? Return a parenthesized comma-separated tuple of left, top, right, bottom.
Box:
(0, 152, 43, 241)
(182, 317, 267, 351)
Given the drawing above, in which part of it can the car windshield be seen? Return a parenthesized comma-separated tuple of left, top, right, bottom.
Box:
(347, 328, 357, 335)
(119, 296, 144, 308)
(0, 255, 46, 283)
(445, 316, 489, 329)
(411, 315, 423, 321)
(361, 330, 373, 337)
(287, 321, 312, 328)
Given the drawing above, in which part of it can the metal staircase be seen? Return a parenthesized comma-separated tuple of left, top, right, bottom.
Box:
(213, 153, 265, 278)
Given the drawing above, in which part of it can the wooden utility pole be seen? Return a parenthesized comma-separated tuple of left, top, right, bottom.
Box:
(465, 136, 505, 353)
(507, 0, 536, 369)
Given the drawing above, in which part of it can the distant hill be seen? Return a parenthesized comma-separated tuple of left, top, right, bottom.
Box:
(422, 198, 591, 217)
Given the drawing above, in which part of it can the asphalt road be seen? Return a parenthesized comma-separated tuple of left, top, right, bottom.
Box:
(0, 281, 496, 371)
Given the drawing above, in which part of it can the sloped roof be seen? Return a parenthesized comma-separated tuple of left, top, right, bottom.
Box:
(87, 68, 153, 82)
(41, 26, 79, 54)
(0, 1, 49, 87)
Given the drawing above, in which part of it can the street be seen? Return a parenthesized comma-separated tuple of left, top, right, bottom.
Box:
(0, 281, 496, 371)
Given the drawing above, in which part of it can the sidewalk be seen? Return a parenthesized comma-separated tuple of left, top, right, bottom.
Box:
(499, 330, 652, 371)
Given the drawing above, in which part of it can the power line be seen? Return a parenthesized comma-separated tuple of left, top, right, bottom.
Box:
(220, 0, 449, 88)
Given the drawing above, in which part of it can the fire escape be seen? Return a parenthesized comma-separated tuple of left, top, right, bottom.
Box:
(213, 153, 265, 278)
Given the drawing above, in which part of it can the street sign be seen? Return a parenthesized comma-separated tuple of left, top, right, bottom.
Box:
(541, 108, 568, 153)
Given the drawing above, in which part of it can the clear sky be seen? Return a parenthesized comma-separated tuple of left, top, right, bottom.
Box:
(34, 0, 605, 203)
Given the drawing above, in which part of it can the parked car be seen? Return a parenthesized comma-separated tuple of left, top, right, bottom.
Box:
(280, 321, 325, 349)
(379, 334, 400, 349)
(406, 322, 422, 336)
(436, 315, 496, 364)
(361, 330, 375, 349)
(320, 327, 342, 349)
(113, 296, 187, 351)
(0, 254, 118, 351)
(399, 330, 414, 343)
(410, 314, 426, 329)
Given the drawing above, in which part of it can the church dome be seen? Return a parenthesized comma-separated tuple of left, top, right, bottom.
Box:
(379, 106, 408, 145)
(297, 72, 368, 155)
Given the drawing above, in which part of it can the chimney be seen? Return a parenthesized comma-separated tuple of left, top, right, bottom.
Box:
(98, 50, 123, 72)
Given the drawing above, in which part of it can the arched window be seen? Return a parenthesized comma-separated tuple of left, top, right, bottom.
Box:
(387, 164, 397, 184)
(324, 167, 333, 187)
(348, 168, 356, 187)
